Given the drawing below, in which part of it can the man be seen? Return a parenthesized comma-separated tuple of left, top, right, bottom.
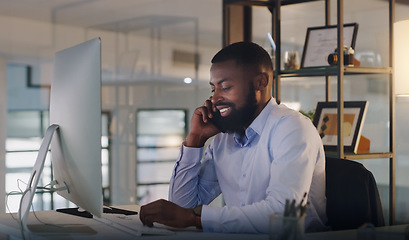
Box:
(139, 41, 327, 233)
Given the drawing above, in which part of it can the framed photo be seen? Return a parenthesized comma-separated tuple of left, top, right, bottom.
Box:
(312, 101, 368, 154)
(301, 23, 358, 68)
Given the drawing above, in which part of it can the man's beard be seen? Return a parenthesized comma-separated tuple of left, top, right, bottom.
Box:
(210, 85, 257, 134)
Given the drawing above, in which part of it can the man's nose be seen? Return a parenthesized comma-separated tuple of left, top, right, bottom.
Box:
(211, 89, 222, 104)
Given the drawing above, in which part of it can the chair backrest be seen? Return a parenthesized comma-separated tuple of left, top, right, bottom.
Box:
(325, 157, 385, 230)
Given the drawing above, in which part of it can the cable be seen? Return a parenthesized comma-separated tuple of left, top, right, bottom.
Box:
(13, 178, 69, 240)
(6, 191, 22, 222)
(6, 178, 29, 239)
(17, 179, 28, 192)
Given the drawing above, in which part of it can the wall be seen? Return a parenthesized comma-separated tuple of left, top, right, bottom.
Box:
(0, 15, 216, 85)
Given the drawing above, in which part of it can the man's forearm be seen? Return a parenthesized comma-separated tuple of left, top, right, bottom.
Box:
(169, 145, 221, 209)
(168, 145, 203, 208)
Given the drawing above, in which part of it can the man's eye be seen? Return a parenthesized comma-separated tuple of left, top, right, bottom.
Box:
(222, 86, 232, 91)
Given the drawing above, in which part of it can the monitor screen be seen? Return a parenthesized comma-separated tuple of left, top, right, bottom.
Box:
(49, 37, 103, 218)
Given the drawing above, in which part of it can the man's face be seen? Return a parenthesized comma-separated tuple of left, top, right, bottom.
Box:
(209, 60, 258, 133)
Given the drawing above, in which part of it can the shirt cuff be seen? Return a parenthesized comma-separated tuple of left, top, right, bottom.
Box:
(177, 144, 203, 166)
(200, 205, 222, 232)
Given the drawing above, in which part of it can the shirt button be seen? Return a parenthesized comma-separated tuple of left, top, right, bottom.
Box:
(241, 203, 245, 206)
(242, 173, 246, 178)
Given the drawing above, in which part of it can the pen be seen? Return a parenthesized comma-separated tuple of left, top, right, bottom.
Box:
(284, 199, 290, 216)
(289, 199, 296, 217)
(300, 192, 307, 206)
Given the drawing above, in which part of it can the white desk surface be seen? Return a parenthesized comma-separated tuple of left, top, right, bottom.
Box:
(0, 205, 408, 240)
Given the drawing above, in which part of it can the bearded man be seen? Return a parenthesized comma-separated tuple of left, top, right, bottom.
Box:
(139, 41, 328, 233)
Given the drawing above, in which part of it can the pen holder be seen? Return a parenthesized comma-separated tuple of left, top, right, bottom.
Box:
(269, 213, 305, 240)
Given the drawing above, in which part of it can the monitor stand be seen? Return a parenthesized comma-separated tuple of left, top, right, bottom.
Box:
(17, 124, 95, 237)
(16, 124, 139, 238)
(18, 124, 60, 232)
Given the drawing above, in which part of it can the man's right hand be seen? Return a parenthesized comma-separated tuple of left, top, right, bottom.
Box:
(185, 98, 221, 148)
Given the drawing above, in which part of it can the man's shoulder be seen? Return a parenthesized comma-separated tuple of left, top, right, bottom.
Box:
(261, 104, 319, 142)
(264, 103, 308, 126)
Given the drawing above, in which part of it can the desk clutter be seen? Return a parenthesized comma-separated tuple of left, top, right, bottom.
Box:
(269, 193, 308, 240)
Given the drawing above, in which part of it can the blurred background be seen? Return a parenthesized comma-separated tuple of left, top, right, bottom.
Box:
(0, 0, 409, 225)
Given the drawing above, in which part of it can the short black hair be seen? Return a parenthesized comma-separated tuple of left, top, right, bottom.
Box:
(211, 41, 273, 71)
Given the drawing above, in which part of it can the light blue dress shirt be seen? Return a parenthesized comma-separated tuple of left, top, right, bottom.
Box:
(169, 98, 327, 233)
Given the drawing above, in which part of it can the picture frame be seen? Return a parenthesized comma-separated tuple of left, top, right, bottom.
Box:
(300, 23, 359, 68)
(312, 101, 368, 154)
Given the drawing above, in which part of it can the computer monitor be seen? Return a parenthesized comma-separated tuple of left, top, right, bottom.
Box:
(50, 37, 102, 217)
(18, 38, 102, 231)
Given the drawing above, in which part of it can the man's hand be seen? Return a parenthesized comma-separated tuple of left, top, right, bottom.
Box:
(139, 199, 196, 229)
(185, 98, 221, 147)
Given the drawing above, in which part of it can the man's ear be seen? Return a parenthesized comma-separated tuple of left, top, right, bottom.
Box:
(254, 72, 269, 91)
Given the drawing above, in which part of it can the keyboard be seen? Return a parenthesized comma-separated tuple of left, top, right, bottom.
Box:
(95, 213, 175, 237)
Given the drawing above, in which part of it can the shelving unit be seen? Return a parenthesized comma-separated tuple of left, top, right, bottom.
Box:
(223, 0, 396, 224)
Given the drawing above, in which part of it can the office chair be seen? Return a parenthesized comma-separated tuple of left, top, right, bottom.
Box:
(325, 156, 385, 231)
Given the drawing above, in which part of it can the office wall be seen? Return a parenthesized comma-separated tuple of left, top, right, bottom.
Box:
(0, 14, 215, 85)
(0, 58, 6, 213)
(0, 13, 219, 206)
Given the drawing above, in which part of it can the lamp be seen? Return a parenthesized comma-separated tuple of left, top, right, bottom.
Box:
(394, 19, 409, 96)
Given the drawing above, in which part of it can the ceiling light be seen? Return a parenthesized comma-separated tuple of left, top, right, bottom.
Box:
(184, 77, 192, 84)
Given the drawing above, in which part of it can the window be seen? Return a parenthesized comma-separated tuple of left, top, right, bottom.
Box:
(136, 109, 187, 205)
(5, 110, 111, 212)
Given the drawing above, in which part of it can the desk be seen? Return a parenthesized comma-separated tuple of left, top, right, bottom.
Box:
(0, 205, 267, 240)
(307, 225, 409, 240)
(0, 206, 408, 240)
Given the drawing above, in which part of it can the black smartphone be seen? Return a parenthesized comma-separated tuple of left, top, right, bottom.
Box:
(208, 109, 225, 133)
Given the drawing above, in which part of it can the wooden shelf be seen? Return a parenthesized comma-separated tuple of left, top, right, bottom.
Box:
(325, 151, 393, 160)
(278, 66, 392, 78)
(223, 0, 321, 7)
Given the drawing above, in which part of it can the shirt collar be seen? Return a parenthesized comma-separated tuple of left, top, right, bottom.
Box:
(233, 98, 276, 147)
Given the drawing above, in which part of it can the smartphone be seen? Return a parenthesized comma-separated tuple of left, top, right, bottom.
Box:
(208, 109, 225, 133)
